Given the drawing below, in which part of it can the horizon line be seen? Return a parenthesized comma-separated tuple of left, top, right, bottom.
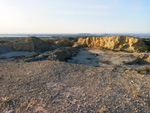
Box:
(0, 33, 150, 34)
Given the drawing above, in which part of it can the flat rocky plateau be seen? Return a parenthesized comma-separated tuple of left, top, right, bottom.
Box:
(0, 57, 150, 112)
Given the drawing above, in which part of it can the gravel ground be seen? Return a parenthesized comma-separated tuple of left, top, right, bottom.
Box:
(68, 48, 150, 69)
(0, 60, 150, 113)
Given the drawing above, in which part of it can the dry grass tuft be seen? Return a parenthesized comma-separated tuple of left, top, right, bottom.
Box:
(26, 99, 37, 110)
(111, 65, 117, 71)
(98, 107, 109, 113)
(2, 95, 13, 103)
(132, 91, 142, 98)
(86, 57, 92, 60)
(102, 60, 111, 65)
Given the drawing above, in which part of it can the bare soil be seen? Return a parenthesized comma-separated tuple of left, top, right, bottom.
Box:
(0, 49, 150, 113)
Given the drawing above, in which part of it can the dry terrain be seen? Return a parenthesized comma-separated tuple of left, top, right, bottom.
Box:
(0, 48, 150, 113)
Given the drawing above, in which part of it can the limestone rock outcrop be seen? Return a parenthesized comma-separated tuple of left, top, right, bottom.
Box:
(77, 36, 148, 52)
(8, 37, 53, 52)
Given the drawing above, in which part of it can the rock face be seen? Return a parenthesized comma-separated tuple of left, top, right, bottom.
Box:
(77, 36, 148, 52)
(8, 37, 53, 52)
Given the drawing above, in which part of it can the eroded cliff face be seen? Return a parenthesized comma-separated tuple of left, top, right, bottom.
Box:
(77, 36, 148, 52)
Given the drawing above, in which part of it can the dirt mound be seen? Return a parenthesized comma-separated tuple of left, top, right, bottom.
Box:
(48, 47, 77, 61)
(8, 37, 54, 52)
(54, 39, 74, 47)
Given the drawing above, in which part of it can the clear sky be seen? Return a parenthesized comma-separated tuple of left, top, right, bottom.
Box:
(0, 0, 149, 33)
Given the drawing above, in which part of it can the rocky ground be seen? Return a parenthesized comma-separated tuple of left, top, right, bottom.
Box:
(68, 48, 150, 69)
(0, 48, 150, 113)
(0, 36, 150, 113)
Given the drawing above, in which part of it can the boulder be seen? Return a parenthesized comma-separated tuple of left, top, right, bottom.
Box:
(77, 36, 148, 52)
(8, 37, 53, 53)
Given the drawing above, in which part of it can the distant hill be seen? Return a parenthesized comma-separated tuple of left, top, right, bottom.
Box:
(8, 37, 54, 53)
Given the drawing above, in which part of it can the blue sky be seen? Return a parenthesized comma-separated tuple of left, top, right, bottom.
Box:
(0, 0, 149, 33)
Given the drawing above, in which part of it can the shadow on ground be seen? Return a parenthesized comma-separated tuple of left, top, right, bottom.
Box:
(67, 49, 101, 67)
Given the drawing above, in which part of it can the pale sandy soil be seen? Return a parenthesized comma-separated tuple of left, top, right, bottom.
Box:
(68, 48, 150, 69)
(0, 59, 150, 112)
(0, 51, 36, 63)
(0, 51, 36, 58)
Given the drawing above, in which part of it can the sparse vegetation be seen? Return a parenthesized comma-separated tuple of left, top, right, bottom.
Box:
(2, 96, 12, 103)
(123, 68, 133, 72)
(123, 68, 128, 72)
(0, 57, 7, 59)
(86, 57, 92, 60)
(132, 91, 142, 98)
(0, 37, 150, 112)
(102, 60, 111, 64)
(111, 65, 117, 71)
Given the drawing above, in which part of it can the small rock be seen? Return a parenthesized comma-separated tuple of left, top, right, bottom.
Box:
(5, 110, 14, 113)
